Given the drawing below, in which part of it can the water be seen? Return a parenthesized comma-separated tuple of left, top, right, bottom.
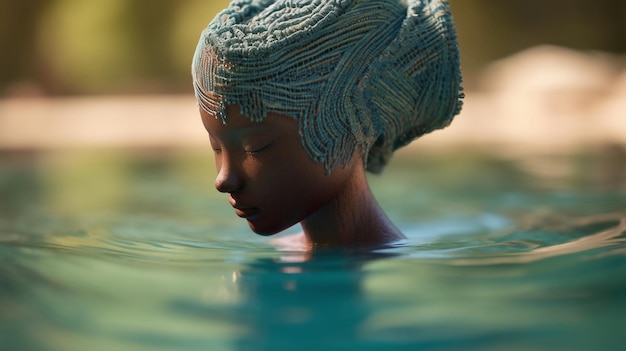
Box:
(1, 148, 625, 351)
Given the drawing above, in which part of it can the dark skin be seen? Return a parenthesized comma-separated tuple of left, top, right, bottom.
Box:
(200, 104, 405, 250)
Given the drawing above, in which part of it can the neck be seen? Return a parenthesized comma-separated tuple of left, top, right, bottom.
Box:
(300, 166, 405, 247)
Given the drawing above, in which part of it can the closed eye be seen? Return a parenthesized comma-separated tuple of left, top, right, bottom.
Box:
(245, 142, 273, 155)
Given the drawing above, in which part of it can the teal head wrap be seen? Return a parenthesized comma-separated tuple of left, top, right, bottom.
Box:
(192, 0, 463, 173)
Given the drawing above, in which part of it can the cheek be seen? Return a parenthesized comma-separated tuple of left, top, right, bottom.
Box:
(244, 170, 322, 234)
(269, 164, 340, 211)
(245, 138, 350, 215)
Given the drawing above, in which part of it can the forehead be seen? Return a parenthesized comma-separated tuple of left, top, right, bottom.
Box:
(200, 105, 297, 138)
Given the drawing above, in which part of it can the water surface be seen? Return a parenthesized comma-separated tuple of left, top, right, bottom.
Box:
(1, 148, 625, 351)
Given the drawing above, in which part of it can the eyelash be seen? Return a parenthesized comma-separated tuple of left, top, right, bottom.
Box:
(245, 143, 272, 155)
(211, 143, 272, 155)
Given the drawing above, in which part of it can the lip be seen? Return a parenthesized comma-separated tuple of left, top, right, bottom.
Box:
(233, 206, 260, 219)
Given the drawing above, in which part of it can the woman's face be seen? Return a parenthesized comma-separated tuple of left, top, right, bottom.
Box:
(200, 105, 356, 235)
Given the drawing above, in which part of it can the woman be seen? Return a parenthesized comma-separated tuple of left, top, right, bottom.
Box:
(192, 0, 463, 249)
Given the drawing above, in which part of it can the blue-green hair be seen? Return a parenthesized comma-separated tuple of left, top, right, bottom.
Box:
(192, 0, 463, 173)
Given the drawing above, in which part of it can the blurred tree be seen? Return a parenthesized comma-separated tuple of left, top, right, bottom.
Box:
(2, 0, 228, 95)
(118, 1, 180, 89)
(0, 0, 52, 94)
(0, 0, 624, 95)
(37, 0, 137, 94)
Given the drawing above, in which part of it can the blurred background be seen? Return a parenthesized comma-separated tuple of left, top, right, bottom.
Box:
(1, 0, 625, 95)
(0, 0, 625, 151)
(0, 0, 625, 201)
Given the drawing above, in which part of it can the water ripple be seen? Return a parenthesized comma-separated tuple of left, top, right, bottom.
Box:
(449, 212, 626, 265)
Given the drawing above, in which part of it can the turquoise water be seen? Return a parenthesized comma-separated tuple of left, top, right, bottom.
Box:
(1, 148, 625, 351)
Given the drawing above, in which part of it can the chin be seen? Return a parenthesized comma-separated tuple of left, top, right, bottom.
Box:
(247, 221, 293, 237)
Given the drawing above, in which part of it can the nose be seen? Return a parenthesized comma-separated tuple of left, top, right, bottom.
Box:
(214, 158, 243, 193)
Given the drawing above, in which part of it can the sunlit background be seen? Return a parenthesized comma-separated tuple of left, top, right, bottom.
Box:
(1, 0, 625, 149)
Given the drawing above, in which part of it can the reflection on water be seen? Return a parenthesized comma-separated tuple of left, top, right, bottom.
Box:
(0, 149, 625, 351)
